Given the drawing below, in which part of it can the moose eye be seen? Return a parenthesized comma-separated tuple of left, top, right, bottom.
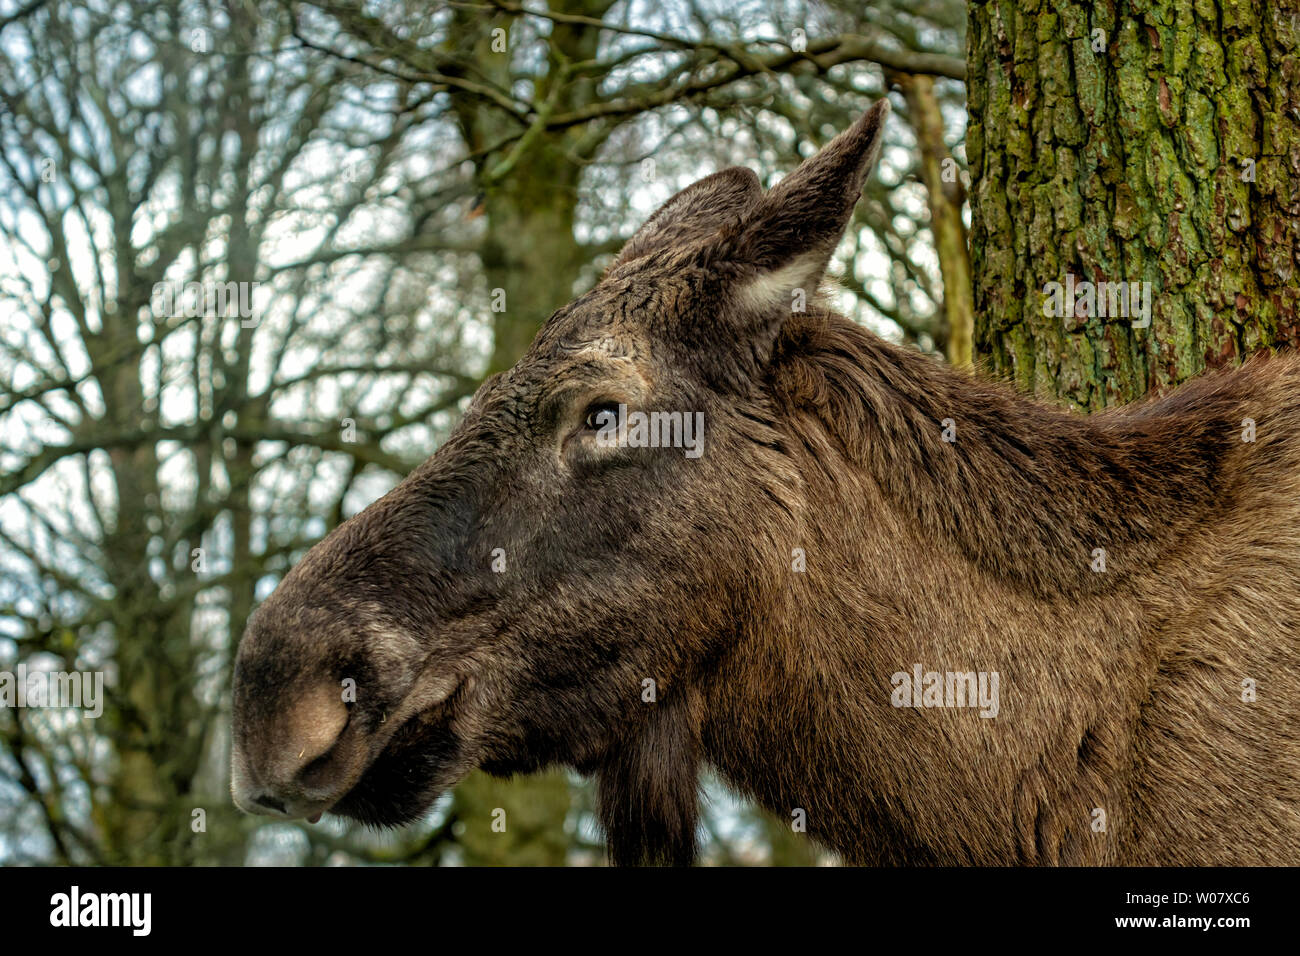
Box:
(583, 401, 621, 431)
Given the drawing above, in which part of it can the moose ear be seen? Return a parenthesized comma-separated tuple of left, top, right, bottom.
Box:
(610, 166, 762, 270)
(724, 99, 890, 311)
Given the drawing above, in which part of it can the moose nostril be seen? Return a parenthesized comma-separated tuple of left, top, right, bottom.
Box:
(298, 751, 335, 788)
(295, 708, 350, 790)
(254, 794, 287, 814)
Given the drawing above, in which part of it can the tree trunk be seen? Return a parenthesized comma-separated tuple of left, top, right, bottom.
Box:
(446, 2, 612, 376)
(481, 162, 585, 374)
(894, 71, 974, 366)
(967, 0, 1300, 408)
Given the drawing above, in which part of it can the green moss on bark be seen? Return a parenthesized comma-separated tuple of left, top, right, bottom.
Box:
(969, 0, 1300, 409)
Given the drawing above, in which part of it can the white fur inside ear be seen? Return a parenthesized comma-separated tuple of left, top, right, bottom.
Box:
(736, 252, 826, 315)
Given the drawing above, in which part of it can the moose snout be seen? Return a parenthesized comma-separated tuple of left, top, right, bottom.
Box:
(231, 681, 355, 820)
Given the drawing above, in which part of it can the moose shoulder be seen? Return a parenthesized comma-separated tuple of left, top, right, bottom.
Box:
(231, 100, 1300, 865)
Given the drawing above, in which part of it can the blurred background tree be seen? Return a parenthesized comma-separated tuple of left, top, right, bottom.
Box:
(0, 0, 966, 865)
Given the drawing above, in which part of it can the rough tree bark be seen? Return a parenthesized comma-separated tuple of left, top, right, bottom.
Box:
(968, 0, 1300, 408)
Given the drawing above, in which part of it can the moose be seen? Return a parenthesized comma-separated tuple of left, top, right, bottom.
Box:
(232, 100, 1300, 865)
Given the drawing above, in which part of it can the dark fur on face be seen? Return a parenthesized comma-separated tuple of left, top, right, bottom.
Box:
(231, 99, 1300, 865)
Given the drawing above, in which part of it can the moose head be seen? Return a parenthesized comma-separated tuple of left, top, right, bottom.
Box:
(230, 104, 892, 862)
(229, 89, 1300, 867)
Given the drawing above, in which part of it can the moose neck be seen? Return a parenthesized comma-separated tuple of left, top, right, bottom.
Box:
(700, 310, 1243, 864)
(767, 311, 1238, 599)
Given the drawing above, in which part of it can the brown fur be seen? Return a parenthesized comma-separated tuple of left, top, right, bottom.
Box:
(232, 101, 1300, 865)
